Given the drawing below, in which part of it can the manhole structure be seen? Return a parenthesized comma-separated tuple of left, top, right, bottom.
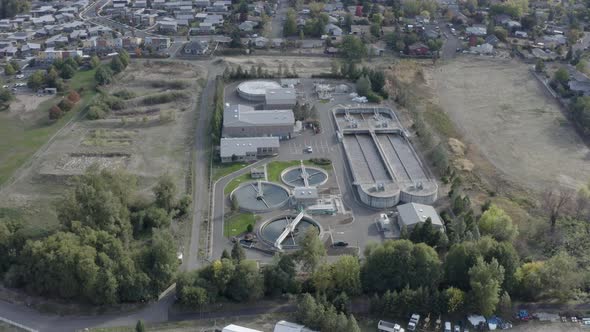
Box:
(230, 180, 290, 212)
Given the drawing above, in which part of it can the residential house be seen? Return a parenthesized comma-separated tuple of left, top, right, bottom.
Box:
(325, 23, 342, 36)
(254, 36, 269, 48)
(350, 25, 370, 35)
(271, 38, 284, 48)
(239, 21, 257, 32)
(408, 42, 430, 56)
(567, 66, 590, 96)
(466, 25, 486, 36)
(144, 36, 171, 49)
(30, 6, 56, 18)
(484, 34, 500, 46)
(194, 0, 211, 8)
(183, 40, 209, 55)
(158, 20, 178, 32)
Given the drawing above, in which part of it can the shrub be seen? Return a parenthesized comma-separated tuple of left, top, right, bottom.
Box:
(87, 105, 107, 120)
(113, 90, 136, 100)
(366, 91, 383, 103)
(310, 158, 332, 165)
(59, 98, 74, 112)
(141, 92, 188, 106)
(49, 105, 63, 120)
(67, 90, 81, 103)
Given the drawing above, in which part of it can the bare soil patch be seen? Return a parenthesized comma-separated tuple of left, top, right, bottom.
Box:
(8, 93, 53, 122)
(431, 57, 590, 191)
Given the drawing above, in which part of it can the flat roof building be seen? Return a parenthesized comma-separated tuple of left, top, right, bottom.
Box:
(274, 320, 317, 332)
(222, 324, 263, 332)
(220, 137, 279, 163)
(223, 104, 294, 139)
(265, 88, 296, 109)
(396, 202, 444, 231)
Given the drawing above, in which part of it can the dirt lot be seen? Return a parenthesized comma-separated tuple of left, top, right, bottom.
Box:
(0, 60, 205, 232)
(221, 55, 394, 78)
(430, 57, 590, 191)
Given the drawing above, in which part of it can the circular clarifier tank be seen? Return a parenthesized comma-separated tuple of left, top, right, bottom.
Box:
(281, 166, 328, 187)
(237, 80, 281, 101)
(259, 215, 320, 249)
(230, 181, 290, 212)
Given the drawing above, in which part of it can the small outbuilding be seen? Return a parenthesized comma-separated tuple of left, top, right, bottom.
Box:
(396, 202, 444, 231)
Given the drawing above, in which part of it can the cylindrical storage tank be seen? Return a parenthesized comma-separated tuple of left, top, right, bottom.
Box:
(237, 80, 281, 102)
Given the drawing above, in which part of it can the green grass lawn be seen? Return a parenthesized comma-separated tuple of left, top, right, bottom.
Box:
(266, 160, 301, 183)
(0, 68, 97, 186)
(212, 162, 249, 182)
(224, 212, 256, 237)
(224, 172, 252, 195)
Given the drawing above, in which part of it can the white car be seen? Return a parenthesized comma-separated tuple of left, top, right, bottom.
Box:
(304, 146, 313, 153)
(15, 74, 24, 79)
(407, 314, 420, 331)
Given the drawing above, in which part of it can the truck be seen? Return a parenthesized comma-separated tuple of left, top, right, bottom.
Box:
(407, 314, 420, 331)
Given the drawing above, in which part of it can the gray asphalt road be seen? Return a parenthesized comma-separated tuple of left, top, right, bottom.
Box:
(270, 0, 288, 39)
(439, 23, 460, 60)
(186, 66, 222, 270)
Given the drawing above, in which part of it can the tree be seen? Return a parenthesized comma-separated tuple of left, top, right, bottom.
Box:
(153, 174, 176, 212)
(227, 260, 264, 301)
(67, 90, 81, 103)
(27, 70, 46, 90)
(356, 75, 371, 96)
(331, 255, 361, 296)
(543, 188, 573, 230)
(9, 60, 20, 73)
(231, 241, 246, 263)
(221, 249, 230, 260)
(468, 257, 504, 316)
(535, 59, 545, 73)
(444, 287, 465, 313)
(540, 251, 581, 302)
(553, 68, 570, 85)
(296, 293, 320, 327)
(0, 0, 31, 19)
(284, 9, 298, 36)
(312, 263, 332, 294)
(135, 320, 145, 332)
(340, 35, 367, 62)
(4, 63, 15, 76)
(49, 105, 63, 120)
(347, 314, 361, 332)
(119, 50, 130, 68)
(142, 229, 179, 296)
(58, 98, 74, 112)
(295, 227, 326, 271)
(362, 240, 441, 293)
(110, 56, 124, 74)
(263, 254, 298, 296)
(493, 26, 508, 41)
(60, 64, 76, 79)
(90, 55, 101, 69)
(478, 205, 518, 242)
(95, 66, 113, 85)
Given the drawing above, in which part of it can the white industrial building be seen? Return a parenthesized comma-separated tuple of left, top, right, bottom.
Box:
(219, 137, 280, 163)
(396, 202, 444, 231)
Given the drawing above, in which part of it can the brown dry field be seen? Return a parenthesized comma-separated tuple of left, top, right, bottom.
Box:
(430, 57, 590, 192)
(0, 60, 205, 224)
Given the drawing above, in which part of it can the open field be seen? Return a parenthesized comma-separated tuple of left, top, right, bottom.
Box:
(0, 61, 205, 236)
(0, 69, 97, 187)
(431, 57, 590, 191)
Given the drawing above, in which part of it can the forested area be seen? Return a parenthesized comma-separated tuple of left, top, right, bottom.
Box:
(0, 0, 30, 19)
(0, 168, 187, 304)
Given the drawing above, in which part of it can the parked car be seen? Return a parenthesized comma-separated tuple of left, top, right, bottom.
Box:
(444, 322, 451, 332)
(407, 314, 420, 331)
(333, 241, 349, 247)
(304, 146, 313, 153)
(454, 325, 461, 332)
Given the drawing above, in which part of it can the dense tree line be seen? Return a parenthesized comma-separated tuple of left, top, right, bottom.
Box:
(211, 78, 224, 145)
(0, 168, 187, 304)
(0, 0, 30, 19)
(223, 63, 299, 80)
